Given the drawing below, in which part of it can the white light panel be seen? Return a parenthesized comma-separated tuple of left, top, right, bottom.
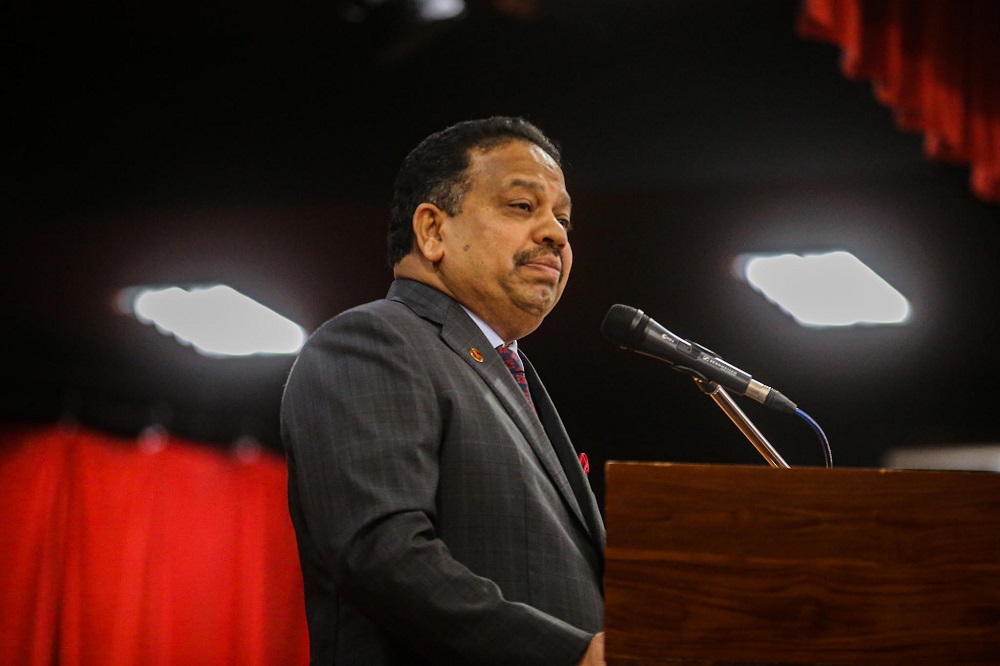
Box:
(739, 251, 912, 327)
(416, 0, 465, 21)
(124, 284, 306, 357)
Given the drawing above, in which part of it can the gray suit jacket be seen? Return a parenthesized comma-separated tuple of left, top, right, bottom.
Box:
(282, 279, 605, 665)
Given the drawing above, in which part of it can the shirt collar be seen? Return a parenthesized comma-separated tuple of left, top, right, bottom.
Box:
(460, 305, 518, 353)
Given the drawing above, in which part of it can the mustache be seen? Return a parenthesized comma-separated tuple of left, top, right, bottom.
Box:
(514, 247, 562, 269)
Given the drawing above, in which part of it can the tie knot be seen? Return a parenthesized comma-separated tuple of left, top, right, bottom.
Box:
(496, 345, 523, 373)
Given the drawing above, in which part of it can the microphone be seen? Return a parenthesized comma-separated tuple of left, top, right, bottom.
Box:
(601, 304, 797, 413)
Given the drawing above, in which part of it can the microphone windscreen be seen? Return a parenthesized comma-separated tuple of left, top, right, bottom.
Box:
(601, 304, 644, 347)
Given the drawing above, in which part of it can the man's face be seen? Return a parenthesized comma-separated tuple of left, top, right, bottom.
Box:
(436, 140, 573, 342)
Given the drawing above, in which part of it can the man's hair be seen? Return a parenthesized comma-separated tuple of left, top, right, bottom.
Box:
(387, 116, 562, 267)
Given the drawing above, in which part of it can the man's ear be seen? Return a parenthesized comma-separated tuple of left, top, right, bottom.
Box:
(412, 203, 446, 263)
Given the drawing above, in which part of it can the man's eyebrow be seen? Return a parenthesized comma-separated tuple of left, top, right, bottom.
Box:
(506, 178, 572, 209)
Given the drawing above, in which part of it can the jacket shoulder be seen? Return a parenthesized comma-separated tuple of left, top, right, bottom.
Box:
(310, 297, 426, 342)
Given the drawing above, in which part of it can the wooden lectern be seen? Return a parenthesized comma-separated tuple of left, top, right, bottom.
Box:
(604, 463, 1000, 664)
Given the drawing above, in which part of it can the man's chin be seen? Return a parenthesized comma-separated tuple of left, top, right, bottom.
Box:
(519, 289, 561, 317)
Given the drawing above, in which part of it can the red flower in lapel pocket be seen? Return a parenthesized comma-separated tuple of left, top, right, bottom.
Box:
(579, 452, 590, 474)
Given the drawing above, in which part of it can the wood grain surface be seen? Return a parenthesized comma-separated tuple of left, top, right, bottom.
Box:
(604, 463, 1000, 665)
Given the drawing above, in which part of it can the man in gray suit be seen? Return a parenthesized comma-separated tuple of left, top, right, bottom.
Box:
(282, 117, 605, 664)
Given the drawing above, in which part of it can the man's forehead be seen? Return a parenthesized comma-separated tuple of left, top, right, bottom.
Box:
(470, 140, 559, 170)
(469, 142, 567, 191)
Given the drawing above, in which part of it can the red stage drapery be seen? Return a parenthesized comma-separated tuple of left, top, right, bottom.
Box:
(0, 425, 309, 665)
(799, 0, 1000, 204)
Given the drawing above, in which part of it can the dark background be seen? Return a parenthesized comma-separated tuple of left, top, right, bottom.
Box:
(6, 0, 999, 506)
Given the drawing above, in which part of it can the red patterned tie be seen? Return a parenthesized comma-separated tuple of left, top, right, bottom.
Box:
(498, 345, 590, 474)
(496, 345, 535, 411)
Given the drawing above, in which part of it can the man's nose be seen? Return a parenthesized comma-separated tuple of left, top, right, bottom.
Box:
(536, 212, 568, 248)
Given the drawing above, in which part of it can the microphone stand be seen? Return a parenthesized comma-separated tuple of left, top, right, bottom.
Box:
(694, 379, 790, 469)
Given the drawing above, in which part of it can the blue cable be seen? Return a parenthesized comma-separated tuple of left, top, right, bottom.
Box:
(795, 408, 833, 468)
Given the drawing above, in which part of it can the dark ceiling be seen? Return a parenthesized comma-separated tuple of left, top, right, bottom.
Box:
(6, 1, 999, 503)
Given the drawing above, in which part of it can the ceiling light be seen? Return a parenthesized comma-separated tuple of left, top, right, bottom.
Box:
(121, 284, 306, 357)
(737, 251, 912, 327)
(415, 0, 465, 21)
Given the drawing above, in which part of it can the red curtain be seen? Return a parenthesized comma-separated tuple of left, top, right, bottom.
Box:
(799, 0, 1000, 204)
(0, 425, 309, 665)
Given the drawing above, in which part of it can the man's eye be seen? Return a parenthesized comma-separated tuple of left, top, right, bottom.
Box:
(510, 202, 532, 212)
(558, 218, 573, 230)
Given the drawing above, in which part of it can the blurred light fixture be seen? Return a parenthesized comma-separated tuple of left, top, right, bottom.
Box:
(736, 251, 912, 327)
(120, 284, 306, 357)
(339, 0, 465, 22)
(415, 0, 465, 21)
(883, 444, 1000, 472)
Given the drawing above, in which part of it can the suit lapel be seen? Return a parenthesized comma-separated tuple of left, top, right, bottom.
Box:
(388, 280, 593, 542)
(522, 352, 606, 556)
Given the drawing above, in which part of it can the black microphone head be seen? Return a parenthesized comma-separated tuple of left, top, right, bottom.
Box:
(601, 304, 649, 349)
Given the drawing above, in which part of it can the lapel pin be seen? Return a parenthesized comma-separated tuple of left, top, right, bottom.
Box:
(579, 452, 590, 474)
(469, 348, 484, 363)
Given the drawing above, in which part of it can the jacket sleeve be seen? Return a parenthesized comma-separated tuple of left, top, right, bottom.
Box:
(281, 307, 594, 665)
